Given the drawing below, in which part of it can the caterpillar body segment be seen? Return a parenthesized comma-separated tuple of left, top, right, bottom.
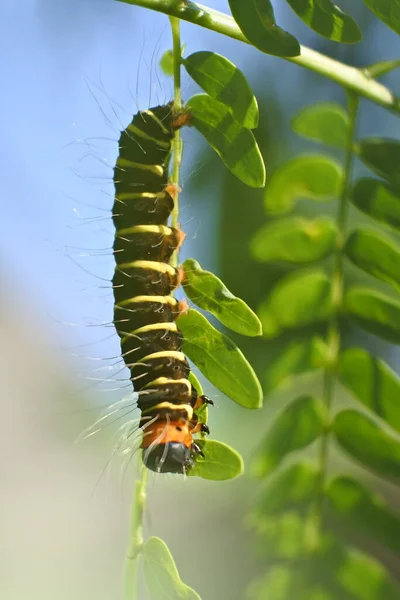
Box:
(112, 104, 210, 474)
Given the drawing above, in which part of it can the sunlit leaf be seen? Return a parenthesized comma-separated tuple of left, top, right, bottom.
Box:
(159, 49, 174, 76)
(360, 0, 400, 35)
(286, 0, 361, 42)
(186, 94, 265, 188)
(357, 138, 400, 186)
(333, 409, 400, 482)
(350, 178, 400, 232)
(251, 216, 337, 263)
(252, 396, 327, 476)
(255, 461, 320, 515)
(259, 269, 332, 338)
(264, 336, 328, 392)
(338, 348, 400, 433)
(326, 476, 400, 554)
(183, 51, 258, 128)
(264, 155, 342, 214)
(228, 0, 300, 57)
(292, 102, 349, 147)
(143, 537, 202, 600)
(345, 287, 400, 344)
(189, 439, 243, 480)
(182, 258, 262, 336)
(345, 227, 400, 289)
(178, 309, 263, 409)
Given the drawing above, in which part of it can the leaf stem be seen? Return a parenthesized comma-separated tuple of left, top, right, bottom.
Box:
(316, 92, 359, 530)
(124, 465, 148, 600)
(116, 0, 400, 115)
(169, 15, 183, 266)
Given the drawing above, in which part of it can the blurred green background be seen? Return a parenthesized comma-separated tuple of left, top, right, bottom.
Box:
(1, 1, 399, 599)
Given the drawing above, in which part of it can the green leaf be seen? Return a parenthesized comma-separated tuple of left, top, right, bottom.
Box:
(350, 178, 400, 232)
(159, 49, 174, 76)
(143, 537, 202, 600)
(363, 59, 400, 79)
(360, 0, 400, 35)
(188, 371, 203, 397)
(345, 287, 400, 344)
(264, 336, 327, 393)
(183, 51, 258, 129)
(326, 476, 400, 554)
(252, 396, 327, 476)
(252, 511, 317, 561)
(338, 348, 400, 433)
(357, 138, 400, 186)
(333, 409, 400, 482)
(255, 461, 320, 514)
(188, 371, 208, 424)
(182, 258, 262, 336)
(264, 155, 342, 214)
(291, 102, 349, 147)
(227, 0, 300, 57)
(178, 309, 263, 409)
(188, 439, 243, 480)
(248, 566, 309, 600)
(259, 269, 332, 338)
(345, 227, 400, 290)
(251, 216, 337, 264)
(286, 0, 362, 42)
(186, 94, 265, 188)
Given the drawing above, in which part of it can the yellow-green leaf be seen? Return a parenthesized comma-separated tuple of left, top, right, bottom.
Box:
(292, 102, 349, 147)
(360, 0, 400, 35)
(178, 309, 263, 409)
(182, 258, 262, 336)
(286, 0, 362, 42)
(264, 155, 342, 214)
(345, 287, 400, 344)
(351, 178, 400, 231)
(189, 439, 243, 480)
(357, 138, 400, 186)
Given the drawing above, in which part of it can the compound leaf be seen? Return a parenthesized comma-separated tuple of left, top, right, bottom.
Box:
(182, 258, 262, 336)
(183, 51, 258, 128)
(178, 309, 263, 409)
(186, 94, 265, 188)
(251, 216, 337, 263)
(228, 0, 300, 57)
(264, 155, 342, 214)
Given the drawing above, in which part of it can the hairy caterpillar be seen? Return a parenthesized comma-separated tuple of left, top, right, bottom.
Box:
(112, 104, 211, 474)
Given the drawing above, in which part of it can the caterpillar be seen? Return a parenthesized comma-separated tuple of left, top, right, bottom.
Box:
(112, 103, 211, 474)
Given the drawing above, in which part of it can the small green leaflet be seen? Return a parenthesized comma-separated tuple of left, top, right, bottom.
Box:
(177, 309, 263, 409)
(258, 269, 332, 338)
(264, 155, 342, 214)
(188, 439, 244, 480)
(357, 138, 400, 187)
(350, 178, 400, 232)
(183, 51, 258, 129)
(345, 227, 400, 290)
(360, 0, 400, 35)
(291, 102, 349, 148)
(326, 476, 400, 555)
(182, 258, 262, 336)
(143, 537, 202, 600)
(159, 49, 174, 76)
(333, 409, 400, 482)
(186, 94, 266, 188)
(188, 371, 208, 424)
(345, 287, 400, 344)
(251, 216, 337, 264)
(338, 348, 400, 433)
(228, 0, 300, 57)
(286, 0, 362, 43)
(251, 395, 327, 477)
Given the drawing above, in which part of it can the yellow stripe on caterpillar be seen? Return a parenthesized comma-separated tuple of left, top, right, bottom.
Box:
(116, 158, 163, 176)
(137, 351, 186, 364)
(115, 295, 178, 307)
(115, 192, 159, 201)
(127, 123, 170, 148)
(118, 260, 176, 276)
(117, 224, 172, 236)
(144, 109, 170, 135)
(127, 322, 178, 338)
(142, 402, 194, 420)
(142, 377, 192, 392)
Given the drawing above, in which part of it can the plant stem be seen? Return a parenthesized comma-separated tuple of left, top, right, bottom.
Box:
(124, 465, 148, 600)
(116, 0, 400, 115)
(169, 15, 183, 266)
(316, 92, 359, 531)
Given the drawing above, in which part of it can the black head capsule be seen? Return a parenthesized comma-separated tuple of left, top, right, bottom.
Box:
(143, 442, 192, 474)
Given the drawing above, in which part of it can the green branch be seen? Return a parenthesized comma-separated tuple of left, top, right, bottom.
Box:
(117, 0, 400, 114)
(124, 465, 148, 600)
